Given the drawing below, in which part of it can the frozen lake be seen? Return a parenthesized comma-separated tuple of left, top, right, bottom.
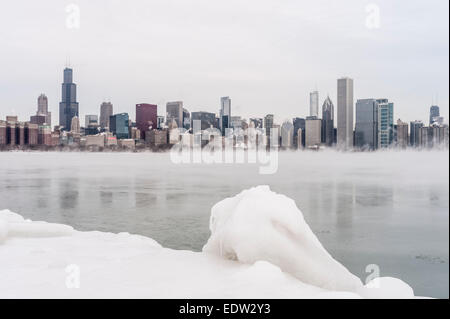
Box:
(0, 150, 448, 298)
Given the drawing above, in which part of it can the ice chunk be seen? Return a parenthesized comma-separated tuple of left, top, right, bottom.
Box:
(203, 185, 363, 292)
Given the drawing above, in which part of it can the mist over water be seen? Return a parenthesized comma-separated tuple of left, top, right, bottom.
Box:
(0, 150, 448, 298)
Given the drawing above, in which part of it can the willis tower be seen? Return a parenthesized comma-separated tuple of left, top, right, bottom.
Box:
(59, 68, 79, 131)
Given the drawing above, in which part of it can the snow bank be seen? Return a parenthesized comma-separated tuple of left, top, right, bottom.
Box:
(0, 189, 419, 298)
(0, 209, 74, 242)
(203, 186, 362, 292)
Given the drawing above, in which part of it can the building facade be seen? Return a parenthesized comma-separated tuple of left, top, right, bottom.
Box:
(136, 103, 157, 140)
(100, 102, 113, 130)
(337, 77, 354, 149)
(376, 99, 394, 148)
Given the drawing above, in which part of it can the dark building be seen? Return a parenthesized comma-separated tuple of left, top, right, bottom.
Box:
(355, 99, 378, 150)
(30, 115, 47, 126)
(110, 113, 130, 139)
(293, 117, 305, 147)
(321, 96, 335, 146)
(429, 105, 440, 125)
(59, 68, 79, 131)
(136, 104, 157, 140)
(191, 112, 216, 131)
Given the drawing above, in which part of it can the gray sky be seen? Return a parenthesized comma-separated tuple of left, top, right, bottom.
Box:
(0, 0, 448, 126)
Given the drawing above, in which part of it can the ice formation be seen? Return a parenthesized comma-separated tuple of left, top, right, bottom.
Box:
(0, 187, 419, 298)
(203, 186, 362, 292)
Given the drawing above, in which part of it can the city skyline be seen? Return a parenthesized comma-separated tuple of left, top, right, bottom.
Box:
(0, 0, 448, 125)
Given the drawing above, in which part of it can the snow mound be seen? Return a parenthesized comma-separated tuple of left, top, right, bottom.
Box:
(203, 185, 363, 292)
(0, 209, 74, 244)
(357, 277, 415, 299)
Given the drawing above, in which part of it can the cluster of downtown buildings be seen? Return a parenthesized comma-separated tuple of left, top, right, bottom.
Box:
(0, 68, 448, 151)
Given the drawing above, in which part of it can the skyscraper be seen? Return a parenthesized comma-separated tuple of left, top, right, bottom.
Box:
(429, 105, 440, 125)
(59, 68, 79, 131)
(321, 96, 334, 146)
(355, 99, 378, 150)
(136, 103, 157, 139)
(376, 99, 394, 148)
(395, 119, 408, 149)
(310, 91, 319, 117)
(166, 101, 183, 129)
(293, 117, 305, 148)
(410, 120, 424, 147)
(305, 116, 322, 148)
(100, 102, 113, 130)
(220, 97, 231, 136)
(337, 77, 354, 149)
(281, 121, 294, 148)
(36, 94, 51, 126)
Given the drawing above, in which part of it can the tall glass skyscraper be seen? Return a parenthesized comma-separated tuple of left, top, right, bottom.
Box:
(59, 68, 79, 131)
(376, 99, 394, 148)
(355, 99, 378, 150)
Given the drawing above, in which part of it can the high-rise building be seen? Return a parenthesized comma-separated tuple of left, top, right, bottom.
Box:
(305, 116, 322, 148)
(59, 68, 79, 131)
(321, 96, 334, 146)
(136, 103, 157, 139)
(410, 121, 423, 147)
(220, 97, 231, 135)
(110, 113, 130, 139)
(100, 102, 113, 130)
(355, 99, 378, 150)
(293, 117, 305, 148)
(395, 119, 409, 149)
(281, 121, 294, 148)
(166, 101, 183, 129)
(376, 99, 394, 148)
(310, 91, 319, 117)
(429, 105, 440, 125)
(337, 77, 354, 149)
(36, 94, 51, 126)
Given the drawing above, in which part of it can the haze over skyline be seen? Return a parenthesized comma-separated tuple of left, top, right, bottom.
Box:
(0, 0, 448, 125)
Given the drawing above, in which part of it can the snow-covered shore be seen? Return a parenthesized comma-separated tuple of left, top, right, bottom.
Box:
(0, 186, 417, 298)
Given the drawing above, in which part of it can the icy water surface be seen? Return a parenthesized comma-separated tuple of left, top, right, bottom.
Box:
(0, 151, 448, 298)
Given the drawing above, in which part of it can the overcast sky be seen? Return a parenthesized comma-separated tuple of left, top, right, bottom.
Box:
(0, 0, 448, 126)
